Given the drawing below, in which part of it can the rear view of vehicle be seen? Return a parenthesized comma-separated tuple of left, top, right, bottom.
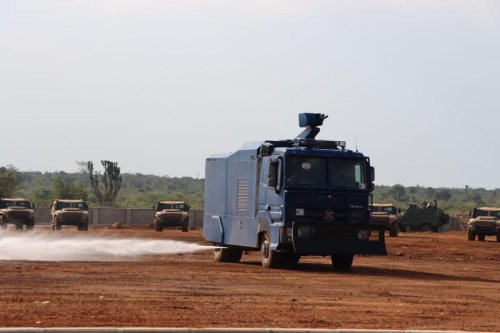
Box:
(154, 201, 190, 232)
(467, 207, 500, 242)
(0, 198, 35, 230)
(51, 199, 89, 231)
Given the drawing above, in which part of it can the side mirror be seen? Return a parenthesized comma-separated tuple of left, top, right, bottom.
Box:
(267, 161, 278, 187)
(370, 166, 375, 182)
(267, 177, 277, 187)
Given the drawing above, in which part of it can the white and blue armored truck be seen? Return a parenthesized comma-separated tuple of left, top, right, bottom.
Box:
(203, 113, 387, 270)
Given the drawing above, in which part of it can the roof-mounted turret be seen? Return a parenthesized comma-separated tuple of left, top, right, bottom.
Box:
(296, 113, 328, 140)
(293, 113, 346, 150)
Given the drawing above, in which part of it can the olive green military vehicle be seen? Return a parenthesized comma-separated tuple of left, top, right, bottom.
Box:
(467, 207, 500, 242)
(0, 198, 35, 230)
(399, 204, 449, 232)
(371, 203, 401, 237)
(50, 199, 89, 231)
(153, 201, 190, 232)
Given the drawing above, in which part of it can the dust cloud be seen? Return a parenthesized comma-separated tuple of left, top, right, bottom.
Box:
(0, 231, 218, 261)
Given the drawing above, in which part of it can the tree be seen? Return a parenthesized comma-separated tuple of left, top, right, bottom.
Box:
(87, 161, 122, 204)
(53, 177, 88, 201)
(0, 165, 22, 197)
(387, 184, 408, 202)
(76, 161, 88, 174)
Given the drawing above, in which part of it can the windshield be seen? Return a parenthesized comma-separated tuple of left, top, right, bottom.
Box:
(285, 155, 367, 189)
(158, 203, 186, 210)
(56, 202, 87, 210)
(0, 201, 31, 209)
(474, 209, 500, 218)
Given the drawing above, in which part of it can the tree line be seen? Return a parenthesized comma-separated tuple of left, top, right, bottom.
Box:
(1, 163, 499, 214)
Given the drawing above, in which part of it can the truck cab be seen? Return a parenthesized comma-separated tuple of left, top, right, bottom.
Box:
(203, 113, 387, 270)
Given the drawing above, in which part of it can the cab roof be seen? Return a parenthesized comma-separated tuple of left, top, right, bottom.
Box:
(475, 207, 500, 211)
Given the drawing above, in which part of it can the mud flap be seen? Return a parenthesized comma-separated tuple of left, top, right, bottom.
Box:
(292, 221, 387, 256)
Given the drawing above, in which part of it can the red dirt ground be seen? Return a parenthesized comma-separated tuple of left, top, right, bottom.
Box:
(1, 226, 499, 331)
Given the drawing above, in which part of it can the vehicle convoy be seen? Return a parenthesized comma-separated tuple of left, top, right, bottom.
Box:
(0, 198, 35, 230)
(50, 199, 89, 231)
(370, 203, 401, 237)
(399, 203, 449, 232)
(203, 113, 387, 271)
(153, 201, 190, 232)
(467, 207, 500, 242)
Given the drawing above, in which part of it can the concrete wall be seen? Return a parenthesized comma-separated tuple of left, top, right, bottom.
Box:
(34, 208, 204, 227)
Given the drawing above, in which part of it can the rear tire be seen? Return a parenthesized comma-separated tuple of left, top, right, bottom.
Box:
(212, 243, 239, 262)
(331, 254, 354, 271)
(478, 234, 485, 241)
(467, 229, 475, 241)
(497, 231, 500, 243)
(260, 232, 281, 268)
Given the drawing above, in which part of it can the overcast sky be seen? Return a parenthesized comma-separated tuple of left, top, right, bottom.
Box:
(1, 0, 499, 189)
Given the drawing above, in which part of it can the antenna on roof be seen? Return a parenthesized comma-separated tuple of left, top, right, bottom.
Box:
(354, 136, 358, 152)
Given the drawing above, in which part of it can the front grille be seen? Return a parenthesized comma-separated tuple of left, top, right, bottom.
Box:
(9, 211, 30, 219)
(288, 207, 367, 224)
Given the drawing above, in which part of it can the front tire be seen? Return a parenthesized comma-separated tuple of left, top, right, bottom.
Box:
(478, 234, 486, 241)
(155, 218, 163, 232)
(181, 218, 189, 232)
(260, 232, 281, 268)
(467, 229, 475, 241)
(420, 224, 432, 232)
(331, 254, 354, 271)
(389, 223, 398, 237)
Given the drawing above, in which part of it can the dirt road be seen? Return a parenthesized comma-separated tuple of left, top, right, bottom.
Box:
(0, 227, 499, 331)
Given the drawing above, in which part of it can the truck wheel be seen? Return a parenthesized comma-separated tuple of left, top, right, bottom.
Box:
(281, 252, 301, 266)
(181, 218, 189, 232)
(431, 226, 440, 233)
(154, 219, 163, 232)
(478, 234, 485, 241)
(331, 254, 354, 271)
(467, 229, 475, 241)
(260, 232, 281, 268)
(497, 231, 500, 243)
(212, 243, 234, 262)
(420, 224, 431, 232)
(78, 219, 89, 231)
(15, 222, 23, 230)
(55, 217, 62, 231)
(398, 223, 407, 233)
(389, 223, 398, 237)
(26, 218, 35, 231)
(229, 248, 243, 263)
(0, 216, 7, 229)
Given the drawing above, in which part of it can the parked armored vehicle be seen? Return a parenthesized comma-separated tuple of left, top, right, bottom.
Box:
(371, 203, 401, 237)
(0, 198, 35, 230)
(203, 113, 386, 271)
(154, 201, 190, 232)
(399, 204, 449, 232)
(50, 199, 89, 231)
(467, 207, 500, 242)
